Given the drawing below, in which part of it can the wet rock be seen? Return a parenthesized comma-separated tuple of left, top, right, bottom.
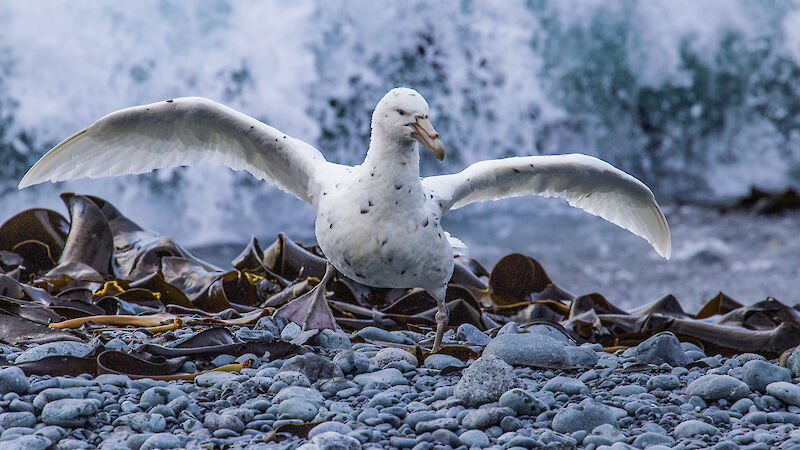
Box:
(765, 382, 800, 407)
(742, 360, 791, 392)
(14, 341, 93, 363)
(280, 353, 344, 382)
(423, 354, 465, 370)
(629, 332, 691, 366)
(673, 420, 718, 437)
(543, 376, 588, 395)
(353, 368, 407, 386)
(194, 371, 239, 387)
(374, 347, 417, 368)
(2, 435, 52, 450)
(499, 388, 548, 416)
(0, 367, 30, 394)
(483, 332, 597, 367)
(140, 433, 186, 450)
(117, 412, 167, 433)
(309, 421, 354, 439)
(787, 346, 800, 378)
(632, 432, 675, 448)
(646, 374, 680, 391)
(461, 407, 514, 429)
(0, 412, 36, 429)
(458, 429, 490, 448)
(41, 398, 99, 427)
(299, 431, 361, 450)
(686, 374, 750, 402)
(453, 355, 520, 407)
(279, 398, 319, 421)
(333, 350, 371, 374)
(204, 412, 245, 433)
(551, 399, 617, 433)
(311, 329, 352, 349)
(455, 323, 491, 345)
(273, 386, 325, 407)
(139, 386, 184, 408)
(275, 370, 311, 387)
(353, 327, 410, 344)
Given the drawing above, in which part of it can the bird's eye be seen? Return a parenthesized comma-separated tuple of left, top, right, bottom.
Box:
(397, 109, 406, 116)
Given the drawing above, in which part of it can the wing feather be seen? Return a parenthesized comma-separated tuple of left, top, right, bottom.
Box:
(19, 97, 341, 205)
(422, 154, 671, 259)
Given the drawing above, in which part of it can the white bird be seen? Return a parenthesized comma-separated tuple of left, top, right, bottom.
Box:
(19, 87, 671, 350)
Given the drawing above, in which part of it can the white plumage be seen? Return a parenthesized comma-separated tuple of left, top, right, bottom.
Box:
(19, 87, 671, 349)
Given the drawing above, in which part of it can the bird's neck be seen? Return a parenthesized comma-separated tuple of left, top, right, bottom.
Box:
(363, 131, 421, 183)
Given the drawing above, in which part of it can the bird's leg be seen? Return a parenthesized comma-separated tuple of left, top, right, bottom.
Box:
(429, 286, 449, 352)
(274, 263, 337, 331)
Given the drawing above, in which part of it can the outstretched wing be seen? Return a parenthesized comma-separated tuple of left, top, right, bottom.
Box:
(19, 97, 341, 205)
(422, 154, 671, 259)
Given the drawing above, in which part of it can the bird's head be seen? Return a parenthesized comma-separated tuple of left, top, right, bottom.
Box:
(372, 87, 445, 161)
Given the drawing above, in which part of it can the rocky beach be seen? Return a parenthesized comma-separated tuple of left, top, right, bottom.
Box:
(1, 194, 800, 449)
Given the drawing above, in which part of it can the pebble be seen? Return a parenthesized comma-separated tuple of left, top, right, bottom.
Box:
(139, 386, 184, 408)
(194, 371, 239, 387)
(423, 354, 465, 370)
(453, 355, 520, 406)
(551, 399, 618, 433)
(0, 412, 36, 429)
(499, 388, 548, 416)
(140, 433, 186, 450)
(461, 407, 514, 429)
(309, 421, 354, 439)
(333, 350, 371, 374)
(353, 326, 410, 344)
(632, 432, 675, 447)
(40, 398, 98, 427)
(459, 429, 490, 447)
(278, 398, 319, 421)
(374, 347, 418, 368)
(673, 419, 718, 437)
(0, 367, 30, 394)
(765, 382, 800, 407)
(280, 353, 344, 382)
(353, 368, 408, 386)
(204, 412, 245, 433)
(455, 323, 492, 345)
(629, 332, 691, 366)
(787, 346, 800, 377)
(686, 374, 750, 402)
(118, 412, 167, 433)
(14, 341, 93, 363)
(543, 376, 588, 395)
(742, 360, 791, 392)
(2, 435, 52, 450)
(299, 431, 361, 450)
(484, 332, 598, 367)
(646, 374, 680, 391)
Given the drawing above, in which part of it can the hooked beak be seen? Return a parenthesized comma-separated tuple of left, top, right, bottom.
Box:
(410, 116, 445, 161)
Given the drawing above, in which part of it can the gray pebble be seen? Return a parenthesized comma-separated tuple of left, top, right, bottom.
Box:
(672, 419, 717, 437)
(484, 332, 598, 367)
(499, 388, 548, 416)
(204, 412, 245, 433)
(459, 429, 490, 448)
(139, 386, 184, 408)
(552, 399, 617, 433)
(309, 421, 353, 439)
(2, 435, 52, 450)
(453, 355, 520, 407)
(40, 398, 98, 427)
(353, 326, 410, 344)
(140, 433, 186, 450)
(461, 407, 513, 429)
(298, 431, 361, 450)
(333, 350, 371, 374)
(281, 322, 302, 341)
(117, 412, 167, 433)
(415, 417, 459, 433)
(0, 412, 36, 429)
(543, 376, 588, 395)
(765, 381, 800, 407)
(194, 371, 239, 387)
(632, 432, 674, 448)
(686, 374, 750, 402)
(646, 374, 680, 391)
(278, 398, 319, 421)
(423, 354, 465, 370)
(374, 347, 417, 368)
(352, 368, 408, 386)
(14, 341, 92, 363)
(455, 324, 491, 346)
(742, 360, 791, 392)
(0, 367, 30, 394)
(281, 353, 344, 382)
(630, 332, 691, 366)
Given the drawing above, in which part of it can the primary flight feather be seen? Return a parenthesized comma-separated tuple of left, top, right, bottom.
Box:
(20, 87, 671, 350)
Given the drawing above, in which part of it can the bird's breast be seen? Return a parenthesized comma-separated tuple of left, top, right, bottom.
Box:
(314, 192, 453, 290)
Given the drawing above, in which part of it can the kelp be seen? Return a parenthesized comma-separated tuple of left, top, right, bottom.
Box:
(0, 193, 798, 380)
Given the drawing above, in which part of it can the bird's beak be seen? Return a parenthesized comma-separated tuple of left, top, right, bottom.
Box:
(410, 116, 445, 161)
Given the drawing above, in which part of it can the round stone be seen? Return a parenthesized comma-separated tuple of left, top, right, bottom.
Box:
(453, 355, 520, 407)
(673, 419, 718, 437)
(551, 399, 617, 433)
(0, 367, 30, 395)
(374, 347, 418, 368)
(14, 341, 92, 363)
(686, 374, 750, 402)
(499, 388, 548, 416)
(742, 360, 791, 392)
(40, 399, 99, 427)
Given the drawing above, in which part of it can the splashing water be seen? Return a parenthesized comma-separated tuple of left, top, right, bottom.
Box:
(1, 0, 799, 253)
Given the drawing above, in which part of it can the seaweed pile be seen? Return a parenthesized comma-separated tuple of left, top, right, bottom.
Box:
(1, 193, 799, 380)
